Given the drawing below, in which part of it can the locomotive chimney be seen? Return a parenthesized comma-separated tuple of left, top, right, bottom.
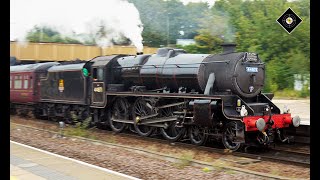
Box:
(221, 43, 237, 53)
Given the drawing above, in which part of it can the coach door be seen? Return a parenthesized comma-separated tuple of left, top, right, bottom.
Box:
(91, 67, 106, 107)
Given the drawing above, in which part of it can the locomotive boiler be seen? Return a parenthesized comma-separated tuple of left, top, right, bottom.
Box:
(116, 43, 264, 98)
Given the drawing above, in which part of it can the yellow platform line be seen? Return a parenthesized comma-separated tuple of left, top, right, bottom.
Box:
(10, 176, 18, 180)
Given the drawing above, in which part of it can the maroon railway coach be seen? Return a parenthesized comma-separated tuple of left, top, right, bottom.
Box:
(10, 62, 59, 115)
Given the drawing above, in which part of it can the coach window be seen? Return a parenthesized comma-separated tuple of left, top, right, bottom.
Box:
(24, 75, 29, 89)
(10, 76, 12, 89)
(30, 76, 33, 89)
(14, 75, 22, 89)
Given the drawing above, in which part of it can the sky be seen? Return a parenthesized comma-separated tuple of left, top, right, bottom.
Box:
(10, 0, 145, 51)
(10, 0, 216, 50)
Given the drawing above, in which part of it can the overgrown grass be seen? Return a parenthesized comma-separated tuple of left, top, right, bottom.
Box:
(225, 170, 236, 175)
(172, 152, 194, 169)
(202, 167, 213, 173)
(273, 89, 310, 99)
(10, 123, 16, 130)
(147, 144, 159, 152)
(103, 135, 117, 144)
(64, 117, 96, 139)
(270, 169, 280, 176)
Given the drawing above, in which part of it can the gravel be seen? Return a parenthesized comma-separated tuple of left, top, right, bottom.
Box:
(10, 116, 310, 179)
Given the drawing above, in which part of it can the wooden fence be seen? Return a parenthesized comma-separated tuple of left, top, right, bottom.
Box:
(10, 41, 158, 61)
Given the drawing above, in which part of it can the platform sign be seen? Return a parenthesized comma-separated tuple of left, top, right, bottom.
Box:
(59, 79, 64, 92)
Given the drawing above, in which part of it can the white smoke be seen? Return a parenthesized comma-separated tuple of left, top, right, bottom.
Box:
(199, 10, 236, 43)
(10, 0, 144, 52)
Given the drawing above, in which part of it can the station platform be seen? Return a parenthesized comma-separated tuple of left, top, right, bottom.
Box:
(272, 99, 310, 126)
(301, 118, 310, 125)
(10, 141, 140, 180)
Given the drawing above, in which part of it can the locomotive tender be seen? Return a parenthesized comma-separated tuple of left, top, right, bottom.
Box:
(10, 43, 301, 151)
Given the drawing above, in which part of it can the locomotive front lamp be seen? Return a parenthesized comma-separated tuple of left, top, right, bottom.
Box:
(283, 105, 290, 114)
(240, 105, 248, 116)
(237, 99, 241, 107)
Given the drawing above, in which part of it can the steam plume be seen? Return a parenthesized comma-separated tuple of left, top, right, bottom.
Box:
(10, 0, 144, 52)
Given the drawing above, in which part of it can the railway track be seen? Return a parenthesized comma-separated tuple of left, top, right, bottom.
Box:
(10, 116, 310, 168)
(120, 130, 310, 167)
(11, 122, 308, 180)
(271, 144, 310, 155)
(283, 125, 310, 144)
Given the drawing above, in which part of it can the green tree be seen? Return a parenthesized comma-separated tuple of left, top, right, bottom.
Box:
(193, 0, 309, 94)
(26, 25, 82, 44)
(129, 0, 210, 47)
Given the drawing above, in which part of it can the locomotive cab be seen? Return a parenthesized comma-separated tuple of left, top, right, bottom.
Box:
(88, 55, 129, 108)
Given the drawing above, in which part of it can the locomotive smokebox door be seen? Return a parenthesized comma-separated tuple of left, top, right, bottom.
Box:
(234, 53, 265, 97)
(192, 100, 213, 127)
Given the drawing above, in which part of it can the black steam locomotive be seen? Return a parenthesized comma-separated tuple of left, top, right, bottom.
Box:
(10, 43, 301, 151)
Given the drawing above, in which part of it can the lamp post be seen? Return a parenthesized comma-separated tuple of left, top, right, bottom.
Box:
(167, 12, 171, 47)
(10, 22, 16, 41)
(40, 27, 43, 42)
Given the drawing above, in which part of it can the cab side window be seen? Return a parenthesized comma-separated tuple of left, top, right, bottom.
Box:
(97, 68, 104, 81)
(93, 68, 97, 80)
(92, 68, 104, 81)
